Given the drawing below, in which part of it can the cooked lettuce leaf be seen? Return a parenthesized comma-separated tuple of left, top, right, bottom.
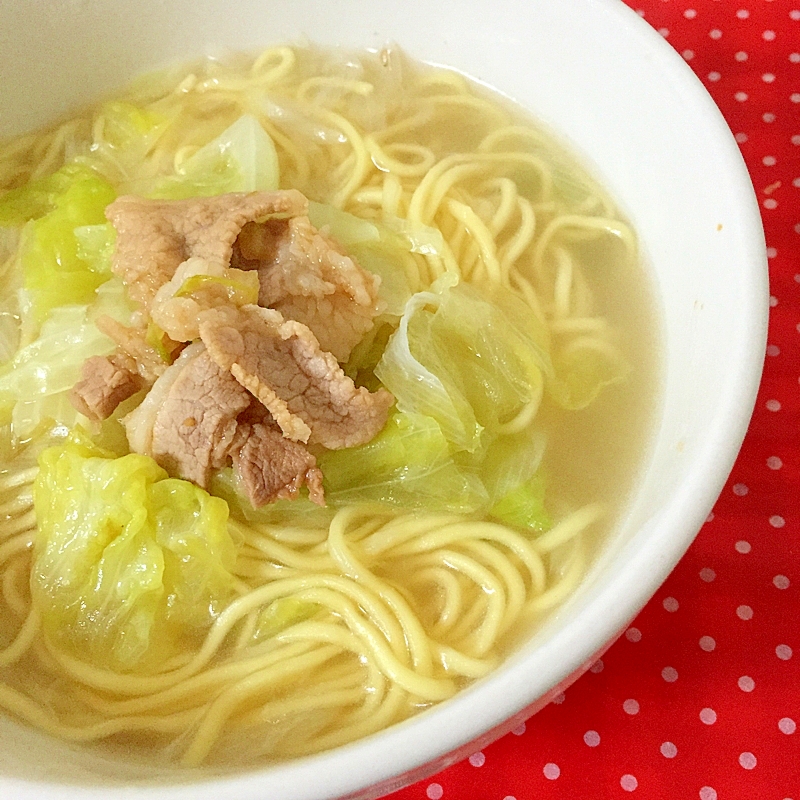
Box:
(13, 164, 116, 324)
(319, 411, 487, 512)
(74, 223, 116, 274)
(95, 101, 170, 172)
(0, 163, 100, 226)
(548, 338, 630, 410)
(175, 271, 260, 307)
(0, 304, 116, 440)
(375, 278, 550, 454)
(252, 598, 320, 642)
(32, 431, 236, 670)
(489, 470, 551, 533)
(307, 201, 380, 246)
(151, 114, 279, 199)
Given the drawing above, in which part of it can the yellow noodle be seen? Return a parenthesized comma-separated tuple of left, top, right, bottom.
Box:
(1, 554, 31, 618)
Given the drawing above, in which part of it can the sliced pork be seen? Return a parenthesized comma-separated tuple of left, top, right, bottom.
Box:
(198, 305, 394, 450)
(124, 343, 250, 488)
(232, 409, 325, 507)
(70, 354, 143, 422)
(106, 190, 307, 308)
(235, 215, 384, 362)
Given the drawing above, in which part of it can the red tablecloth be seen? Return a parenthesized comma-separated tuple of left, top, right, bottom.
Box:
(387, 2, 800, 798)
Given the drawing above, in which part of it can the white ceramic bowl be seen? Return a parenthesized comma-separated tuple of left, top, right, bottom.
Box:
(0, 1, 767, 798)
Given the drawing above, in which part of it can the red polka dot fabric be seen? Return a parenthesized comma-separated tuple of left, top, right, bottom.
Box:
(386, 2, 799, 798)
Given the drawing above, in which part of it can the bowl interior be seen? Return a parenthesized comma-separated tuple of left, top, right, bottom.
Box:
(0, 1, 767, 798)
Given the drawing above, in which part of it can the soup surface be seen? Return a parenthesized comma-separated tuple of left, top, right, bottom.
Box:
(0, 45, 659, 767)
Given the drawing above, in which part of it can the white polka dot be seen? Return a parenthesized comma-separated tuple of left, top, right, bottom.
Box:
(737, 605, 754, 620)
(710, 28, 723, 39)
(427, 783, 444, 800)
(700, 567, 716, 583)
(635, 8, 645, 17)
(776, 644, 793, 661)
(791, 10, 800, 21)
(767, 246, 777, 257)
(773, 575, 790, 590)
(708, 71, 721, 82)
(700, 707, 717, 725)
(469, 751, 485, 767)
(763, 30, 777, 41)
(735, 51, 749, 61)
(767, 344, 780, 356)
(626, 628, 642, 643)
(792, 93, 800, 103)
(736, 540, 752, 554)
(770, 515, 786, 528)
(699, 636, 716, 652)
(738, 675, 755, 692)
(551, 692, 565, 705)
(620, 774, 639, 792)
(589, 658, 604, 673)
(763, 155, 777, 166)
(502, 797, 517, 800)
(767, 456, 783, 470)
(661, 741, 678, 758)
(658, 27, 669, 37)
(793, 134, 800, 144)
(512, 722, 526, 736)
(733, 483, 749, 496)
(735, 132, 748, 143)
(543, 762, 560, 780)
(739, 751, 757, 770)
(763, 112, 776, 122)
(766, 399, 781, 411)
(706, 512, 715, 523)
(663, 596, 679, 612)
(791, 53, 800, 64)
(762, 73, 776, 83)
(683, 49, 695, 60)
(684, 8, 697, 18)
(779, 717, 797, 735)
(584, 730, 600, 747)
(764, 198, 778, 209)
(700, 789, 718, 800)
(737, 9, 750, 19)
(662, 666, 679, 683)
(794, 177, 800, 187)
(735, 91, 749, 102)
(770, 295, 779, 307)
(623, 699, 640, 715)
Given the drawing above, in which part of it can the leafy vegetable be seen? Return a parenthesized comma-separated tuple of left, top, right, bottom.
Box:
(74, 223, 116, 274)
(32, 431, 236, 669)
(0, 304, 116, 440)
(252, 598, 320, 642)
(375, 277, 550, 454)
(152, 114, 280, 199)
(548, 338, 630, 410)
(489, 470, 551, 533)
(95, 101, 170, 172)
(0, 163, 99, 226)
(11, 164, 117, 324)
(175, 272, 260, 306)
(320, 411, 487, 512)
(307, 201, 380, 246)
